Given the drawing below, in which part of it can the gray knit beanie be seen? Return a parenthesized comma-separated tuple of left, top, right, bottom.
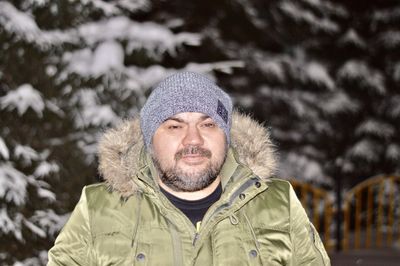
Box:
(140, 71, 233, 148)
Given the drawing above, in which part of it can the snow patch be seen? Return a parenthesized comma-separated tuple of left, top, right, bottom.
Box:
(348, 139, 379, 162)
(31, 209, 70, 236)
(321, 91, 360, 115)
(0, 84, 45, 117)
(64, 41, 125, 77)
(393, 62, 400, 82)
(0, 163, 28, 206)
(337, 60, 386, 95)
(0, 209, 23, 241)
(37, 188, 56, 202)
(278, 152, 331, 185)
(339, 28, 366, 48)
(0, 2, 40, 39)
(386, 144, 400, 161)
(14, 145, 40, 165)
(87, 0, 121, 15)
(305, 62, 335, 90)
(23, 219, 46, 238)
(78, 16, 201, 54)
(0, 137, 9, 160)
(34, 161, 60, 178)
(279, 1, 339, 33)
(258, 59, 285, 82)
(379, 31, 400, 49)
(355, 119, 395, 139)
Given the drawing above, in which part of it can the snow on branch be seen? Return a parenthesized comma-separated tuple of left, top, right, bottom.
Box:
(373, 7, 400, 23)
(320, 91, 360, 115)
(33, 161, 60, 178)
(256, 59, 286, 82)
(62, 18, 203, 78)
(386, 144, 400, 161)
(0, 208, 23, 241)
(304, 62, 335, 90)
(278, 152, 331, 185)
(279, 1, 340, 33)
(0, 2, 200, 52)
(0, 2, 77, 48)
(71, 89, 120, 128)
(124, 61, 244, 93)
(86, 0, 151, 14)
(0, 163, 28, 206)
(0, 2, 40, 41)
(0, 84, 45, 117)
(347, 139, 380, 162)
(63, 41, 125, 77)
(378, 30, 400, 49)
(30, 209, 69, 236)
(386, 95, 400, 118)
(301, 0, 348, 17)
(0, 137, 10, 160)
(78, 16, 201, 53)
(355, 119, 395, 139)
(86, 0, 122, 15)
(339, 29, 367, 48)
(394, 62, 400, 82)
(185, 61, 245, 75)
(14, 145, 40, 165)
(23, 219, 46, 238)
(337, 60, 386, 95)
(115, 0, 151, 12)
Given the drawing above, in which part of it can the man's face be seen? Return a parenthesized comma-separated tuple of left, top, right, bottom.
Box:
(151, 112, 227, 192)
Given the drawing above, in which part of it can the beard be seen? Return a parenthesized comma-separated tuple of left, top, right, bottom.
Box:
(152, 145, 227, 192)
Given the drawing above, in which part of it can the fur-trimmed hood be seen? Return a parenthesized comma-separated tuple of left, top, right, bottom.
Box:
(98, 111, 276, 198)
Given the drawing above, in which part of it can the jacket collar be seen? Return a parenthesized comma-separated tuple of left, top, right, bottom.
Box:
(98, 111, 277, 198)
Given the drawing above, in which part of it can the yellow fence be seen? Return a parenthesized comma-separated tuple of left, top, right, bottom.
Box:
(290, 175, 400, 252)
(342, 175, 400, 250)
(290, 180, 335, 251)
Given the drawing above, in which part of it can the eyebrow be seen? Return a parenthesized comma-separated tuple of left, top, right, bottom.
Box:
(164, 115, 211, 123)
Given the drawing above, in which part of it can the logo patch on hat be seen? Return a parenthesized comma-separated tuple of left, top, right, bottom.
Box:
(217, 100, 228, 123)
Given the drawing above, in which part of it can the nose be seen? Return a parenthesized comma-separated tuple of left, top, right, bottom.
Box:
(182, 125, 204, 146)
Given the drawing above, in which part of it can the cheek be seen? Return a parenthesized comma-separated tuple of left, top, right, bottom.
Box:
(206, 133, 227, 158)
(152, 136, 179, 162)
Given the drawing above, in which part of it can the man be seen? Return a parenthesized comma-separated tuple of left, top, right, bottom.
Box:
(48, 71, 330, 265)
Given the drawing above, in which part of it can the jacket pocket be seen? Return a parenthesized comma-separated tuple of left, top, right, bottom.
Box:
(92, 228, 138, 266)
(253, 226, 292, 265)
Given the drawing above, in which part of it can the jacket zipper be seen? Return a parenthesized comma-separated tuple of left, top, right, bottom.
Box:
(192, 177, 267, 248)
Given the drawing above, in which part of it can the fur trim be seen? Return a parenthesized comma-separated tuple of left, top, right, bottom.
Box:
(98, 111, 276, 197)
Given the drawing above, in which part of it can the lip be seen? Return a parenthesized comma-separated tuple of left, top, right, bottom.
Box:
(180, 155, 207, 165)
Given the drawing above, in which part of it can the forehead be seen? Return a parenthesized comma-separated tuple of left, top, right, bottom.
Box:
(165, 112, 212, 122)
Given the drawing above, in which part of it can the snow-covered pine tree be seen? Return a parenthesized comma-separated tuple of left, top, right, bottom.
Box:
(1, 0, 400, 263)
(168, 0, 400, 188)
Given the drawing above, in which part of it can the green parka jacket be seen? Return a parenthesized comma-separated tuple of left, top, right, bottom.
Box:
(48, 112, 330, 266)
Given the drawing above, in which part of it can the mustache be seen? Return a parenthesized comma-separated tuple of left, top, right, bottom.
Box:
(175, 146, 212, 160)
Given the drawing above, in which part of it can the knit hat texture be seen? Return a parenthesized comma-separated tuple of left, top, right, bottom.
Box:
(140, 71, 233, 148)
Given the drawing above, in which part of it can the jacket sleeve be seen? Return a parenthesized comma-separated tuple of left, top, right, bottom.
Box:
(288, 185, 331, 266)
(47, 187, 93, 266)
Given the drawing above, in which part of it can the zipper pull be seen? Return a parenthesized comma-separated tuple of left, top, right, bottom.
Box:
(193, 221, 201, 246)
(196, 221, 201, 232)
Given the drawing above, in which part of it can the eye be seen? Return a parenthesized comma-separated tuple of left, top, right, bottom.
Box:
(202, 122, 216, 128)
(167, 124, 182, 130)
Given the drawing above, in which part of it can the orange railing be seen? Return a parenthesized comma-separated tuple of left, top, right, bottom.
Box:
(290, 179, 335, 251)
(290, 175, 400, 252)
(342, 175, 400, 250)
